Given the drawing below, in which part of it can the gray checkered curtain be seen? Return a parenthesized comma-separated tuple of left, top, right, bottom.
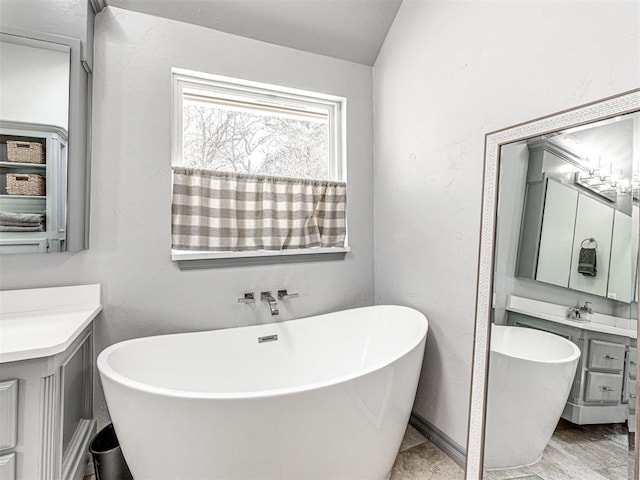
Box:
(172, 167, 347, 251)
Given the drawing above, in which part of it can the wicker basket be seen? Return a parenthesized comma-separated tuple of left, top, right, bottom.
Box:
(6, 173, 46, 196)
(6, 140, 45, 164)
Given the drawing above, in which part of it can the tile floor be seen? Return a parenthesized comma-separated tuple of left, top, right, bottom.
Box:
(391, 424, 464, 479)
(83, 421, 633, 480)
(83, 424, 464, 480)
(484, 420, 634, 480)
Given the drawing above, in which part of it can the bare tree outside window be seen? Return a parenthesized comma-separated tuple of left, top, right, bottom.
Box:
(182, 101, 330, 180)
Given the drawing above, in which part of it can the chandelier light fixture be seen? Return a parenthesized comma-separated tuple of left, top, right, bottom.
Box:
(574, 156, 633, 202)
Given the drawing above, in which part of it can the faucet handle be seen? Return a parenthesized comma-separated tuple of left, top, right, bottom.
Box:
(278, 290, 299, 300)
(238, 293, 255, 304)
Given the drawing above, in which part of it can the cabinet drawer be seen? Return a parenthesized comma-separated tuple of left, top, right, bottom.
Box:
(0, 380, 17, 452)
(585, 372, 623, 403)
(629, 347, 637, 379)
(588, 340, 626, 371)
(630, 379, 637, 414)
(0, 453, 15, 480)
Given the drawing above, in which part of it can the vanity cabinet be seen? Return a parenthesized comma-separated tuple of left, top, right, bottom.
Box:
(0, 284, 101, 480)
(507, 312, 633, 426)
(0, 123, 68, 253)
(584, 340, 625, 403)
(0, 326, 95, 480)
(0, 380, 18, 480)
(625, 346, 637, 433)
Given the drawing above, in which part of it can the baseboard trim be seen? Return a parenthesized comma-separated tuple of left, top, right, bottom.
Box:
(410, 412, 466, 467)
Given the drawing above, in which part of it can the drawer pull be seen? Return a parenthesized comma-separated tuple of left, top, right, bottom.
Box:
(599, 385, 616, 392)
(630, 393, 637, 398)
(603, 354, 619, 360)
(630, 361, 637, 365)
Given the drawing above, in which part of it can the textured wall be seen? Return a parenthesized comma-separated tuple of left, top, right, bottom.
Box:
(0, 7, 374, 426)
(0, 0, 87, 41)
(373, 0, 640, 447)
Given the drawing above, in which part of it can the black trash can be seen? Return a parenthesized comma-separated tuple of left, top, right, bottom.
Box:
(89, 423, 134, 480)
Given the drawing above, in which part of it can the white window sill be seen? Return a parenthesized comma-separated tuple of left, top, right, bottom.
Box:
(172, 246, 350, 269)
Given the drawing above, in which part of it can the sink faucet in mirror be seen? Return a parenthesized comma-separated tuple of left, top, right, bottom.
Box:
(567, 306, 582, 320)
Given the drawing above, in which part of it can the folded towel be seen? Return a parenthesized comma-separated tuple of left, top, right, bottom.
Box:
(0, 225, 44, 232)
(0, 211, 44, 225)
(0, 220, 45, 227)
(578, 241, 597, 276)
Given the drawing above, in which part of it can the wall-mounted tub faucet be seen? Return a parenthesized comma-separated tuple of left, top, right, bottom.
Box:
(238, 293, 255, 304)
(278, 290, 299, 300)
(261, 292, 279, 315)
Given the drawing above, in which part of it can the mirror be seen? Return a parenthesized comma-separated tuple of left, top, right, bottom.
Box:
(467, 89, 640, 479)
(0, 33, 70, 253)
(0, 13, 91, 255)
(514, 118, 638, 304)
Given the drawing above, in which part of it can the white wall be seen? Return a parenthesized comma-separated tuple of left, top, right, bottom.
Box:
(373, 0, 640, 448)
(0, 6, 374, 426)
(0, 41, 70, 129)
(0, 0, 93, 68)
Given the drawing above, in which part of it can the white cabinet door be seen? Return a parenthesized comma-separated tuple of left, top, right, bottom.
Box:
(607, 210, 633, 302)
(536, 179, 578, 287)
(569, 194, 614, 296)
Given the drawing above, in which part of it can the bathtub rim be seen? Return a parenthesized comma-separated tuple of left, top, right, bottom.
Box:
(490, 324, 581, 364)
(97, 304, 428, 400)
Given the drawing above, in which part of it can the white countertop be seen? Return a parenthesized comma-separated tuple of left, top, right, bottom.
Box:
(506, 295, 637, 339)
(0, 284, 102, 363)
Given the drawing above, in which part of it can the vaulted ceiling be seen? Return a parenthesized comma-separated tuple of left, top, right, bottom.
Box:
(104, 0, 403, 66)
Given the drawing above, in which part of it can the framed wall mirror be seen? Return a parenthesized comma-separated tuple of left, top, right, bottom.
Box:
(0, 33, 70, 253)
(0, 23, 90, 254)
(467, 89, 640, 479)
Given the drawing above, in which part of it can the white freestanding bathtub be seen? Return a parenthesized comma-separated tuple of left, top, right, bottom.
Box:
(484, 325, 580, 470)
(98, 305, 428, 480)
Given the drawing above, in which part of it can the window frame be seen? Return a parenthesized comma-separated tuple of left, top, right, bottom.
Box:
(170, 68, 349, 265)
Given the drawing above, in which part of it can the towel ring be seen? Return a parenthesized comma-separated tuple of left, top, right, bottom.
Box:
(581, 237, 598, 249)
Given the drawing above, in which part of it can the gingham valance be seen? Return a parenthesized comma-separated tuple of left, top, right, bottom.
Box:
(172, 167, 347, 251)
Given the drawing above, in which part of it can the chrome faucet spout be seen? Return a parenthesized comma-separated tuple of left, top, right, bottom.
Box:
(579, 301, 593, 314)
(567, 307, 581, 320)
(261, 292, 279, 315)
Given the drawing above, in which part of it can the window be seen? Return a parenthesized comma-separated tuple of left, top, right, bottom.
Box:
(171, 68, 347, 261)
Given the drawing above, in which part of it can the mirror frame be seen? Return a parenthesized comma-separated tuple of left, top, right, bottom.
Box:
(465, 88, 640, 480)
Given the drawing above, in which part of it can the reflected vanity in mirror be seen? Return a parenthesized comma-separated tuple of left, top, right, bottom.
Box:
(467, 90, 640, 480)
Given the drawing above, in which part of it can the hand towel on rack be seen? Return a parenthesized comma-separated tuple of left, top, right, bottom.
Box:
(577, 238, 597, 276)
